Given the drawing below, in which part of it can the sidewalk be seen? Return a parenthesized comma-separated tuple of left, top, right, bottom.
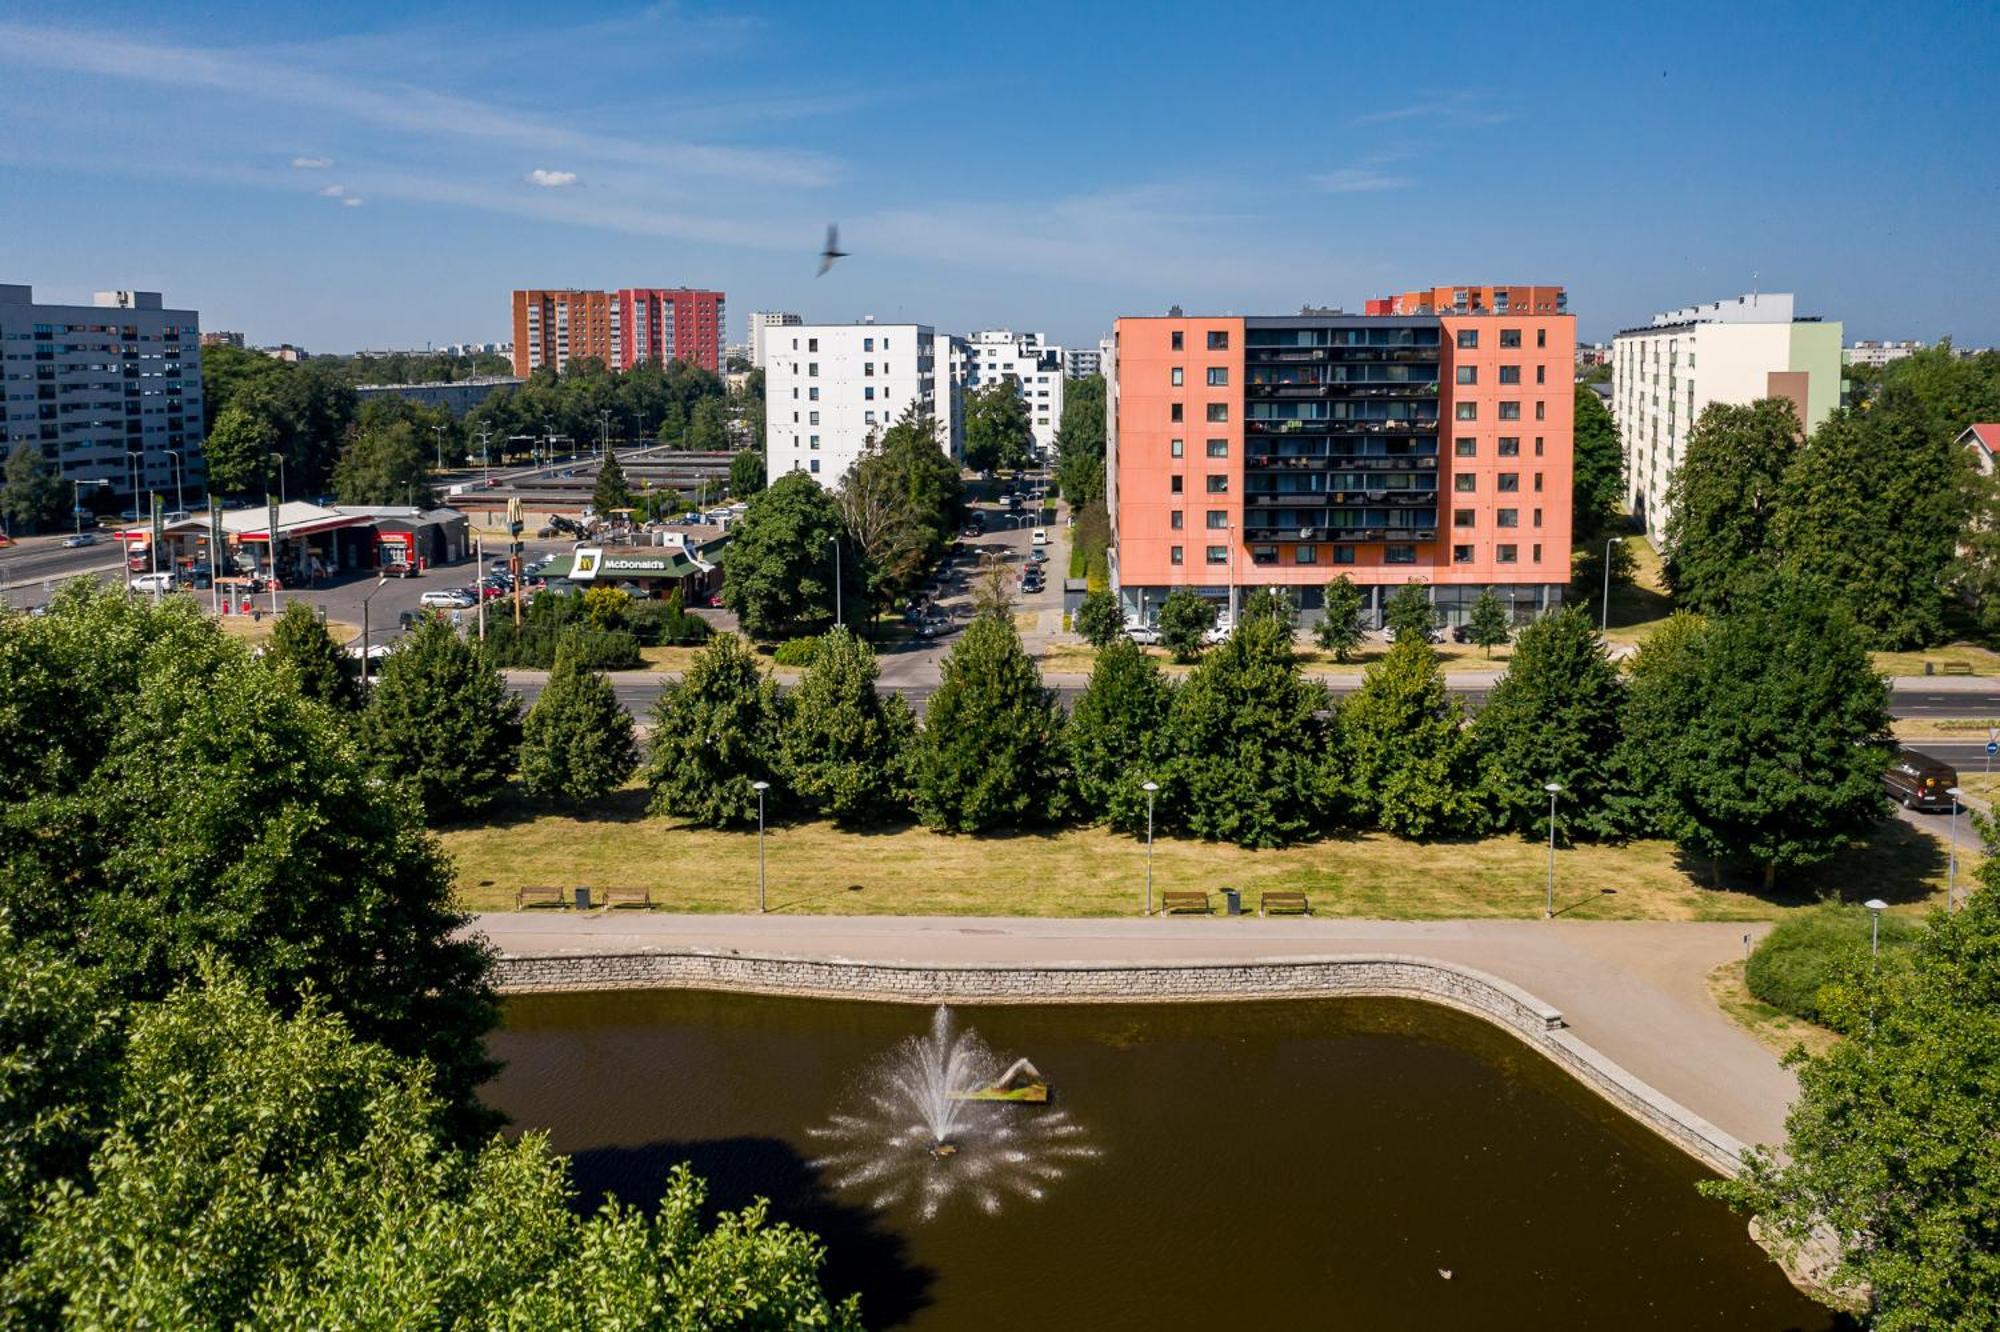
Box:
(466, 913, 1798, 1152)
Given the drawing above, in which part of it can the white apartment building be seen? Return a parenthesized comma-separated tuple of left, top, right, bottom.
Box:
(0, 285, 205, 510)
(763, 322, 961, 487)
(1064, 346, 1101, 379)
(1612, 292, 1842, 541)
(954, 329, 1066, 454)
(748, 311, 802, 369)
(1844, 339, 1923, 368)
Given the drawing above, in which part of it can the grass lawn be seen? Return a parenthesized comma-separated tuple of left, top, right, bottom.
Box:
(1599, 536, 1676, 647)
(217, 614, 359, 648)
(1867, 641, 2000, 677)
(1036, 639, 1512, 677)
(1892, 718, 2000, 738)
(1706, 959, 1841, 1059)
(440, 784, 1957, 920)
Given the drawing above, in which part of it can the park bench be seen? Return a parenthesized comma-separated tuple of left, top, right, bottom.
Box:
(1941, 662, 1975, 676)
(601, 887, 653, 910)
(1161, 891, 1211, 916)
(516, 885, 567, 910)
(1260, 891, 1310, 917)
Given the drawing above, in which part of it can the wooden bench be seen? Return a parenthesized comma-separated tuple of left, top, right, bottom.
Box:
(1940, 662, 1975, 676)
(1161, 891, 1210, 916)
(516, 885, 567, 910)
(1260, 891, 1310, 917)
(601, 887, 653, 910)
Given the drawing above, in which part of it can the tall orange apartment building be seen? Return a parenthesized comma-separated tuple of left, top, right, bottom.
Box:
(511, 287, 725, 376)
(1108, 293, 1574, 627)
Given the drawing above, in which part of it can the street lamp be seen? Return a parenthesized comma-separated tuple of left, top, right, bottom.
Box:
(72, 478, 109, 536)
(1864, 898, 1888, 958)
(1543, 782, 1563, 919)
(829, 534, 843, 628)
(1600, 536, 1624, 633)
(1141, 780, 1160, 916)
(164, 449, 186, 517)
(752, 780, 771, 912)
(432, 424, 446, 474)
(359, 574, 389, 686)
(269, 452, 287, 507)
(124, 450, 144, 589)
(1947, 786, 1964, 909)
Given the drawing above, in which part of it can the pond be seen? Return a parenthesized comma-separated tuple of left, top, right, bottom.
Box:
(486, 990, 1843, 1331)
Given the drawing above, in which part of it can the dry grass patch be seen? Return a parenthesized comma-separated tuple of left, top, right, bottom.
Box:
(216, 614, 359, 648)
(1868, 641, 2000, 677)
(1707, 959, 1842, 1059)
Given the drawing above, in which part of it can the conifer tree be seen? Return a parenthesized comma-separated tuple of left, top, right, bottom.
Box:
(645, 633, 784, 828)
(778, 627, 911, 824)
(1342, 636, 1478, 837)
(1066, 635, 1174, 832)
(518, 639, 636, 806)
(1472, 607, 1625, 838)
(910, 616, 1063, 832)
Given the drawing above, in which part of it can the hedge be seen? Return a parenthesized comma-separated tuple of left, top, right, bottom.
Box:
(1745, 901, 1920, 1026)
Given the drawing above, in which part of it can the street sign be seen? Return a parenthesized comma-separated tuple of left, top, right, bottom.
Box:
(1984, 741, 1996, 757)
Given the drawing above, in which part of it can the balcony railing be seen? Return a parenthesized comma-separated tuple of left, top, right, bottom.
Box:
(1244, 418, 1440, 436)
(1244, 453, 1439, 471)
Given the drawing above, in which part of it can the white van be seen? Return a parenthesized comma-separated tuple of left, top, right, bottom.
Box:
(1030, 528, 1050, 546)
(131, 572, 177, 595)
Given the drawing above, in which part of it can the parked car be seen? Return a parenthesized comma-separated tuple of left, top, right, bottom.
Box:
(130, 572, 177, 595)
(1125, 623, 1162, 646)
(420, 588, 477, 610)
(1884, 748, 1958, 812)
(1030, 528, 1049, 546)
(381, 560, 419, 579)
(1029, 548, 1050, 564)
(61, 532, 99, 548)
(473, 582, 507, 602)
(1203, 620, 1234, 646)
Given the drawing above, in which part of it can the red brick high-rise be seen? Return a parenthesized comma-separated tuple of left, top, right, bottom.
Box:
(512, 287, 726, 376)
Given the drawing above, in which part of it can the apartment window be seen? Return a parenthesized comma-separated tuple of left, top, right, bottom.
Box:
(1454, 508, 1475, 528)
(808, 362, 819, 377)
(1532, 508, 1543, 527)
(809, 458, 820, 474)
(1455, 403, 1477, 421)
(1535, 400, 1547, 420)
(1455, 437, 1476, 458)
(1170, 510, 1184, 530)
(1296, 545, 1317, 564)
(1171, 331, 1184, 351)
(1457, 329, 1479, 349)
(1498, 401, 1521, 420)
(808, 411, 820, 426)
(1534, 436, 1545, 457)
(1171, 367, 1184, 387)
(1455, 366, 1478, 385)
(1251, 545, 1278, 566)
(864, 362, 875, 377)
(1498, 365, 1521, 384)
(1206, 403, 1229, 422)
(1499, 329, 1522, 349)
(1533, 472, 1544, 492)
(1496, 544, 1518, 563)
(1453, 544, 1474, 564)
(1206, 367, 1229, 387)
(1171, 403, 1184, 422)
(809, 435, 820, 449)
(1170, 474, 1184, 494)
(1171, 545, 1184, 565)
(1206, 509, 1228, 528)
(864, 386, 875, 400)
(863, 337, 874, 352)
(1454, 474, 1476, 493)
(1207, 330, 1229, 350)
(1206, 546, 1228, 565)
(1170, 437, 1185, 458)
(1333, 546, 1356, 565)
(1497, 508, 1519, 527)
(1385, 545, 1416, 564)
(1498, 436, 1520, 457)
(1498, 473, 1520, 492)
(808, 338, 818, 352)
(1536, 329, 1547, 348)
(1532, 543, 1543, 562)
(1205, 475, 1229, 494)
(1536, 365, 1546, 385)
(1205, 439, 1228, 458)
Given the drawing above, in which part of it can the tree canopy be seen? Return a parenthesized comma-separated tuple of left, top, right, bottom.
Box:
(1314, 575, 1366, 661)
(1073, 588, 1124, 649)
(1342, 636, 1479, 837)
(778, 628, 912, 825)
(645, 633, 786, 828)
(1661, 398, 1801, 614)
(1156, 589, 1215, 663)
(1, 441, 67, 533)
(962, 380, 1034, 474)
(263, 600, 361, 711)
(911, 615, 1064, 832)
(721, 471, 855, 640)
(1066, 635, 1174, 833)
(1571, 385, 1623, 539)
(1053, 373, 1107, 504)
(592, 448, 635, 515)
(333, 418, 437, 508)
(1473, 607, 1626, 839)
(360, 613, 521, 820)
(518, 640, 638, 806)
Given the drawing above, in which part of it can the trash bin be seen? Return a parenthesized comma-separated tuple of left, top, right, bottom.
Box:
(1222, 887, 1242, 917)
(573, 886, 592, 911)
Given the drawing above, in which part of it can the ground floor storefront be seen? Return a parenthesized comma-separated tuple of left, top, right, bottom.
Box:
(1117, 578, 1565, 628)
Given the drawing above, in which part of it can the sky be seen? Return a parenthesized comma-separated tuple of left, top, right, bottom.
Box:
(1, 0, 1995, 353)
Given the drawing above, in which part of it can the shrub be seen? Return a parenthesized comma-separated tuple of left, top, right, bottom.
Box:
(623, 595, 711, 646)
(1746, 902, 1920, 1026)
(771, 635, 824, 667)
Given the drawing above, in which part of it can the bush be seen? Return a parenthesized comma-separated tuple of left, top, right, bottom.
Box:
(771, 635, 824, 667)
(623, 595, 712, 646)
(481, 624, 640, 670)
(1746, 902, 1920, 1025)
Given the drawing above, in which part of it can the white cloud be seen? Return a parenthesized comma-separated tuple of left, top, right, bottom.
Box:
(341, 197, 363, 207)
(1309, 167, 1415, 193)
(318, 183, 345, 197)
(523, 168, 577, 188)
(290, 154, 332, 168)
(1350, 93, 1510, 129)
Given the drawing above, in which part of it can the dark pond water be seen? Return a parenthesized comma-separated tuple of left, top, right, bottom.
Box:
(486, 991, 1842, 1331)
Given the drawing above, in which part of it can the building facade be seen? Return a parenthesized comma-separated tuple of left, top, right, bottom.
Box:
(1845, 339, 1922, 368)
(354, 376, 523, 418)
(1108, 296, 1574, 628)
(953, 329, 1066, 454)
(0, 284, 205, 509)
(1366, 285, 1569, 318)
(1065, 346, 1102, 379)
(748, 311, 802, 368)
(763, 323, 959, 486)
(200, 330, 245, 349)
(1612, 293, 1842, 538)
(511, 287, 725, 376)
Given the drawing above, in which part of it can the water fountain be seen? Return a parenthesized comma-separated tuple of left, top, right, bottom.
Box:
(808, 1006, 1099, 1221)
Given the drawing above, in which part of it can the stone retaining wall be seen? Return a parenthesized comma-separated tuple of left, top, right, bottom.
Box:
(492, 948, 1749, 1178)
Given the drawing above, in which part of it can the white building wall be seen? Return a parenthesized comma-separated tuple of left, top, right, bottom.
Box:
(747, 311, 802, 369)
(956, 329, 1066, 455)
(763, 323, 940, 488)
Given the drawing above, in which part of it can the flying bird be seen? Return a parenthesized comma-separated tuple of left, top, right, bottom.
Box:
(817, 223, 848, 277)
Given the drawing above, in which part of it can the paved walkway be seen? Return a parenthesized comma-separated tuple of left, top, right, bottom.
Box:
(467, 913, 1798, 1152)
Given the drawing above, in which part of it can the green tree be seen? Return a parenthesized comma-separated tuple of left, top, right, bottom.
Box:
(656, 399, 688, 447)
(1571, 385, 1624, 539)
(1074, 588, 1124, 649)
(962, 380, 1033, 474)
(1704, 888, 2000, 1329)
(518, 640, 637, 807)
(739, 366, 766, 449)
(1053, 373, 1107, 504)
(838, 406, 961, 609)
(1641, 577, 1892, 887)
(1472, 607, 1626, 839)
(1608, 610, 1709, 837)
(1383, 580, 1439, 642)
(1465, 587, 1511, 657)
(4, 970, 860, 1330)
(721, 471, 854, 640)
(591, 448, 634, 515)
(1165, 616, 1339, 848)
(1342, 636, 1479, 837)
(911, 615, 1063, 832)
(1066, 635, 1174, 833)
(360, 614, 521, 820)
(201, 400, 281, 496)
(1, 441, 67, 533)
(1238, 586, 1298, 635)
(1156, 588, 1216, 663)
(777, 627, 912, 825)
(730, 448, 766, 497)
(263, 600, 360, 711)
(1314, 574, 1366, 662)
(1777, 397, 1972, 648)
(333, 420, 437, 508)
(1661, 398, 1801, 614)
(688, 396, 730, 452)
(645, 633, 785, 828)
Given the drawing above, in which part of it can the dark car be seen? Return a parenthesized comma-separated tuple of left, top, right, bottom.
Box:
(1885, 749, 1957, 812)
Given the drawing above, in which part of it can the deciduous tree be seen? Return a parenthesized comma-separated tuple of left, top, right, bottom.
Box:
(1342, 636, 1479, 837)
(730, 447, 766, 497)
(360, 613, 521, 820)
(202, 400, 282, 497)
(911, 615, 1063, 832)
(1053, 373, 1106, 504)
(1571, 385, 1623, 539)
(264, 600, 360, 711)
(518, 640, 637, 806)
(1066, 635, 1173, 832)
(1074, 588, 1124, 649)
(778, 627, 912, 825)
(1472, 607, 1625, 839)
(962, 380, 1033, 474)
(1465, 587, 1511, 657)
(1383, 580, 1438, 642)
(1156, 588, 1215, 663)
(645, 633, 785, 828)
(1314, 574, 1366, 661)
(720, 471, 853, 640)
(1, 441, 67, 533)
(333, 419, 437, 508)
(1661, 398, 1800, 613)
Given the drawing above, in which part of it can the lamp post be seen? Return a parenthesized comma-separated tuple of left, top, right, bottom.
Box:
(1141, 780, 1160, 916)
(830, 534, 843, 628)
(124, 450, 143, 590)
(164, 449, 186, 517)
(752, 780, 771, 912)
(1543, 782, 1563, 919)
(1601, 536, 1623, 633)
(269, 452, 287, 506)
(1947, 786, 1964, 909)
(1864, 898, 1888, 958)
(433, 424, 446, 474)
(72, 478, 108, 536)
(600, 410, 611, 462)
(359, 574, 389, 686)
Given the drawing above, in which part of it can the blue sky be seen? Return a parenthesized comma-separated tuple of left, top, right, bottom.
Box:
(1, 0, 1994, 353)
